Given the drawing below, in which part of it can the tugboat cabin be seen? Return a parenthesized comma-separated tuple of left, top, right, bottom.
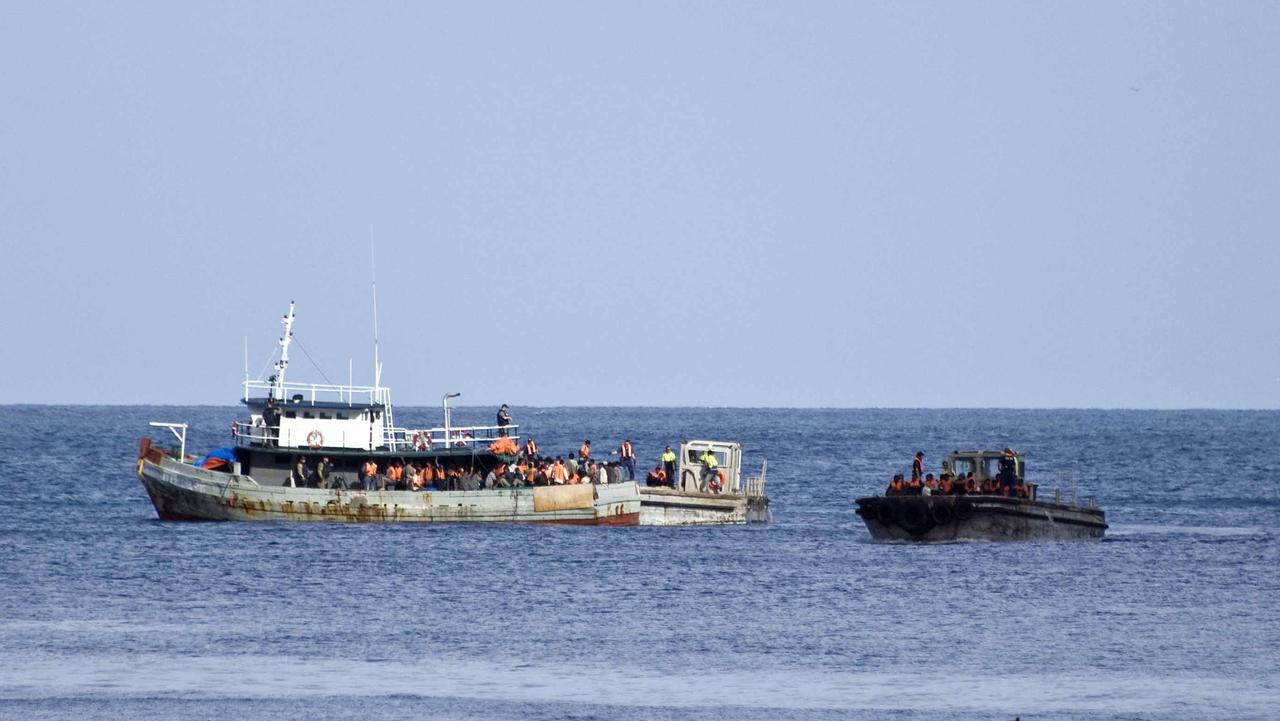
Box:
(944, 450, 1035, 501)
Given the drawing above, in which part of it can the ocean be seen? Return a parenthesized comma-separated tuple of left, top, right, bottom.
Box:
(1, 405, 1277, 720)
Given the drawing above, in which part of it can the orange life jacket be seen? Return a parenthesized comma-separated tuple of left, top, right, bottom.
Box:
(620, 441, 634, 459)
(363, 461, 378, 477)
(524, 439, 538, 456)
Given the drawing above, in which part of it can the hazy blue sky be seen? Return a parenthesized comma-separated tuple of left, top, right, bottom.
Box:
(2, 2, 1277, 407)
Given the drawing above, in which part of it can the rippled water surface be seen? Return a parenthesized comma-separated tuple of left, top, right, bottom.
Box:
(1, 406, 1277, 720)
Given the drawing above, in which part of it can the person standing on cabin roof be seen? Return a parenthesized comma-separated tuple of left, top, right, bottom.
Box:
(661, 446, 677, 490)
(618, 440, 636, 481)
(496, 404, 511, 436)
(911, 451, 925, 483)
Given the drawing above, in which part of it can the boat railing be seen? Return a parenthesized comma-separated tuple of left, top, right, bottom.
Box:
(230, 421, 520, 453)
(388, 424, 520, 453)
(745, 459, 768, 498)
(243, 379, 388, 407)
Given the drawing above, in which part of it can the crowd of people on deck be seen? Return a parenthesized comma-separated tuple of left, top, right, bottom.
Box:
(884, 448, 1028, 499)
(283, 436, 723, 494)
(277, 405, 724, 493)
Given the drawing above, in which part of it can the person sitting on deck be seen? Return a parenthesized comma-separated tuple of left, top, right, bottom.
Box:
(938, 474, 953, 495)
(963, 473, 978, 495)
(886, 474, 906, 496)
(980, 476, 998, 495)
(906, 474, 922, 496)
(646, 464, 670, 487)
(922, 473, 937, 496)
(1015, 478, 1028, 499)
(484, 466, 498, 489)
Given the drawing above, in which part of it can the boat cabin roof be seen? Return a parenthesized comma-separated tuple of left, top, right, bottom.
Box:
(244, 396, 386, 413)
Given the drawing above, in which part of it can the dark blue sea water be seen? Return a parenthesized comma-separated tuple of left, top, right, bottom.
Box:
(1, 406, 1277, 721)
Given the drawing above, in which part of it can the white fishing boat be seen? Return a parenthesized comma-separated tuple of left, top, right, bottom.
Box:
(137, 303, 641, 524)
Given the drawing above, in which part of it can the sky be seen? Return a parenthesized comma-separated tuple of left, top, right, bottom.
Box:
(1, 1, 1278, 408)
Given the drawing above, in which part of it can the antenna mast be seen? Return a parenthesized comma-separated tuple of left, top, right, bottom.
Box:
(273, 301, 296, 401)
(371, 232, 382, 391)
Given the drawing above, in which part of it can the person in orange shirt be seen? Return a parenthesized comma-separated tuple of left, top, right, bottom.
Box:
(579, 440, 591, 463)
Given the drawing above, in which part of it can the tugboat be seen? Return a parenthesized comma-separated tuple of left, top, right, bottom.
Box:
(136, 302, 641, 524)
(854, 450, 1107, 541)
(638, 442, 769, 525)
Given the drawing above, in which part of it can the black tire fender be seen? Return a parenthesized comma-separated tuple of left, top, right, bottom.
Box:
(955, 501, 975, 521)
(931, 502, 954, 526)
(875, 500, 895, 525)
(897, 500, 933, 535)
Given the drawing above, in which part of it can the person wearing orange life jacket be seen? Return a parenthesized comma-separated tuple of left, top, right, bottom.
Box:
(523, 437, 538, 459)
(551, 457, 569, 485)
(911, 451, 925, 483)
(886, 473, 906, 496)
(646, 464, 669, 487)
(618, 440, 636, 481)
(360, 459, 379, 491)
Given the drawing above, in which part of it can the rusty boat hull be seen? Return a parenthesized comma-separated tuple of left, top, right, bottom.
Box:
(854, 494, 1107, 542)
(138, 455, 641, 525)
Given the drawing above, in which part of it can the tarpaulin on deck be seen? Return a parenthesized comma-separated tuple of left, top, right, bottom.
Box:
(194, 446, 237, 470)
(533, 484, 595, 512)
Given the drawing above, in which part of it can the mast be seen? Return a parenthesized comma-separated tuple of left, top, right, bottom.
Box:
(273, 301, 296, 401)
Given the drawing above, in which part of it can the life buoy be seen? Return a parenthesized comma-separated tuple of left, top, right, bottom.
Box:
(306, 430, 323, 449)
(931, 502, 954, 526)
(710, 468, 726, 493)
(452, 430, 473, 448)
(412, 432, 431, 451)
